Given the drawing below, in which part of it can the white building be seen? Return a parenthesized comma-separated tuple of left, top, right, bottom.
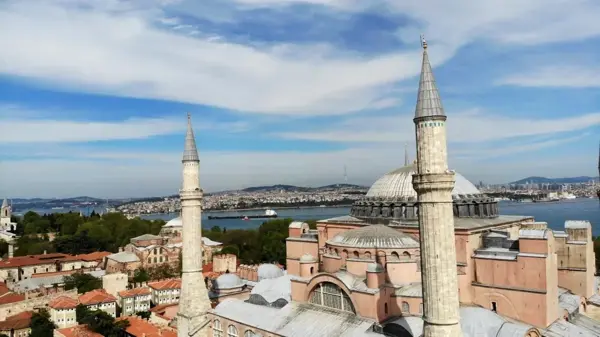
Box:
(49, 296, 78, 329)
(149, 279, 181, 306)
(78, 289, 118, 318)
(118, 287, 152, 316)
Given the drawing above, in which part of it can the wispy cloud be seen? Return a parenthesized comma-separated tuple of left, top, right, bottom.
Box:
(0, 108, 250, 143)
(272, 110, 600, 143)
(0, 1, 457, 116)
(497, 65, 600, 88)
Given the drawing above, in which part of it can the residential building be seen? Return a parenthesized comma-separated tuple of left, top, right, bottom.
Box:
(118, 287, 151, 316)
(49, 296, 78, 329)
(148, 279, 181, 306)
(0, 311, 32, 337)
(78, 289, 117, 318)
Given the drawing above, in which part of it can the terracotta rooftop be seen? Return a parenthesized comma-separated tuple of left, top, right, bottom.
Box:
(0, 251, 111, 269)
(119, 316, 177, 337)
(0, 292, 26, 305)
(31, 270, 77, 278)
(0, 311, 32, 330)
(150, 303, 179, 320)
(148, 279, 181, 290)
(0, 283, 10, 296)
(79, 289, 117, 305)
(55, 325, 103, 337)
(119, 287, 151, 298)
(49, 295, 79, 309)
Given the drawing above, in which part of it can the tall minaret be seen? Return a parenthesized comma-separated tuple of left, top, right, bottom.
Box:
(177, 113, 211, 337)
(411, 36, 463, 337)
(404, 142, 409, 166)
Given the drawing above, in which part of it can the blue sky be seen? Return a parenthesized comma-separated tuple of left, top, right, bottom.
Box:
(1, 0, 599, 198)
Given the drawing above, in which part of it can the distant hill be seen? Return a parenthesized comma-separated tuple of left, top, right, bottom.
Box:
(241, 184, 366, 193)
(509, 176, 598, 185)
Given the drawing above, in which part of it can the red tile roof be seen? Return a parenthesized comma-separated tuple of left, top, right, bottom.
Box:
(0, 311, 32, 331)
(78, 289, 117, 305)
(118, 317, 177, 337)
(0, 292, 26, 305)
(49, 295, 79, 309)
(55, 325, 103, 337)
(0, 283, 10, 296)
(0, 251, 111, 269)
(148, 279, 181, 290)
(118, 287, 151, 298)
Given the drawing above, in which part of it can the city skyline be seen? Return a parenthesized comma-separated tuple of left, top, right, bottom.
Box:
(1, 0, 600, 198)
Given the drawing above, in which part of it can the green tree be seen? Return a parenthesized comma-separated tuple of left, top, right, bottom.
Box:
(0, 239, 8, 257)
(81, 310, 130, 337)
(133, 268, 150, 284)
(30, 309, 56, 337)
(136, 311, 151, 320)
(76, 304, 92, 323)
(64, 273, 102, 294)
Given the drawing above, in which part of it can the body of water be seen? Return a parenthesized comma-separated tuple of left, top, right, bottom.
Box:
(17, 198, 600, 234)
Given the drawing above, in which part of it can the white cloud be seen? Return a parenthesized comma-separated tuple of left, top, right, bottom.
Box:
(497, 65, 600, 88)
(0, 1, 459, 116)
(0, 142, 594, 198)
(230, 0, 600, 47)
(272, 110, 600, 143)
(0, 108, 249, 143)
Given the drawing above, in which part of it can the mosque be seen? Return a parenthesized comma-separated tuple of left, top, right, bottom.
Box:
(175, 39, 600, 337)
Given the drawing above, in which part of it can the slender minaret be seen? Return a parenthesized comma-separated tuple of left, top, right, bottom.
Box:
(404, 142, 409, 166)
(411, 36, 463, 337)
(177, 113, 211, 337)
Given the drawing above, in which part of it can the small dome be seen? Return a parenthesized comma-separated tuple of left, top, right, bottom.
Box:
(257, 264, 284, 281)
(213, 273, 243, 290)
(299, 254, 316, 263)
(163, 217, 182, 228)
(328, 225, 419, 249)
(366, 263, 384, 273)
(366, 163, 481, 199)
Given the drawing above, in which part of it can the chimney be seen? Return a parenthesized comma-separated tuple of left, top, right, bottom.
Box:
(118, 247, 124, 253)
(43, 250, 47, 255)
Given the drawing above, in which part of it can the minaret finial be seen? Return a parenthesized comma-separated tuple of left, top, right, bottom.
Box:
(182, 113, 199, 162)
(414, 34, 445, 119)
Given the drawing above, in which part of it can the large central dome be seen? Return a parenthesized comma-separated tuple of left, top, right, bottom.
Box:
(366, 163, 481, 199)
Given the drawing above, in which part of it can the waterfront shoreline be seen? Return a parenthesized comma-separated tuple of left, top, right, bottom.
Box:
(121, 204, 354, 217)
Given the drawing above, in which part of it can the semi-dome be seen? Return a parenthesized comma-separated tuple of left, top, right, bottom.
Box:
(327, 225, 419, 249)
(366, 263, 384, 273)
(213, 273, 244, 290)
(164, 217, 182, 228)
(366, 163, 481, 199)
(299, 253, 316, 263)
(257, 264, 284, 281)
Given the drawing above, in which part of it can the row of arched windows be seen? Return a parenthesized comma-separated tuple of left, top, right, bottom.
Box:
(325, 248, 412, 260)
(147, 255, 168, 264)
(213, 319, 257, 337)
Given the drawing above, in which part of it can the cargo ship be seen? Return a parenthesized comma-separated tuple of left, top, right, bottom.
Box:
(208, 209, 278, 220)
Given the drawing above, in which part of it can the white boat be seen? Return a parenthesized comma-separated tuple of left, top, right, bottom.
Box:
(265, 209, 277, 216)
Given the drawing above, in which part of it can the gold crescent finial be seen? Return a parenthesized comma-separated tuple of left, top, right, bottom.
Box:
(420, 34, 427, 49)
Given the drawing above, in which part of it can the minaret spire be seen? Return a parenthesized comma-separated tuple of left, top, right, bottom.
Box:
(404, 142, 409, 166)
(183, 113, 199, 162)
(177, 113, 211, 337)
(412, 35, 463, 337)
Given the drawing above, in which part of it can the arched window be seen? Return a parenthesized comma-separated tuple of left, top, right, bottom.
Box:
(384, 303, 388, 314)
(353, 251, 359, 259)
(364, 252, 372, 259)
(227, 325, 238, 337)
(402, 251, 411, 259)
(213, 319, 223, 337)
(402, 301, 410, 313)
(308, 282, 355, 313)
(391, 252, 400, 260)
(244, 330, 256, 337)
(310, 267, 314, 275)
(342, 250, 348, 259)
(334, 248, 339, 256)
(153, 257, 157, 263)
